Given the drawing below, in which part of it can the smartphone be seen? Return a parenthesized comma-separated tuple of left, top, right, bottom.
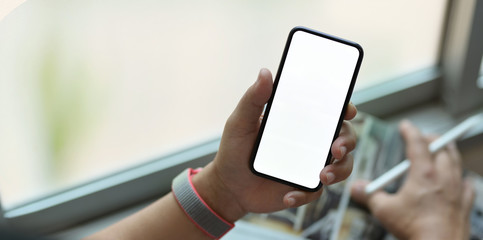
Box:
(250, 26, 363, 191)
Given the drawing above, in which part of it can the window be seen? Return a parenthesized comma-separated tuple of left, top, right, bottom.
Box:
(2, 0, 482, 235)
(0, 0, 25, 21)
(0, 0, 448, 210)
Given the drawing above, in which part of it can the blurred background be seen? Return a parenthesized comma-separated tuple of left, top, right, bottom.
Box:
(0, 0, 450, 209)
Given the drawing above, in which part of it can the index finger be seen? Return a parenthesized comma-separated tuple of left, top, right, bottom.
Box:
(399, 120, 432, 174)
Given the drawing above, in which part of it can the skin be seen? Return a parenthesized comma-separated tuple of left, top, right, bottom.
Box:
(85, 68, 358, 239)
(351, 120, 475, 240)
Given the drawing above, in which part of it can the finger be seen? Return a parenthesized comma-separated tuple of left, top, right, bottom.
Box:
(320, 153, 354, 185)
(444, 141, 463, 182)
(461, 179, 476, 218)
(283, 189, 323, 208)
(462, 179, 475, 240)
(434, 150, 456, 186)
(226, 69, 273, 134)
(399, 120, 432, 175)
(350, 180, 392, 216)
(425, 134, 439, 142)
(344, 102, 357, 120)
(350, 180, 371, 206)
(331, 121, 356, 160)
(447, 141, 463, 169)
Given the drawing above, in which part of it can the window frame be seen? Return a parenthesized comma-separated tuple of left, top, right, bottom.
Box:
(353, 67, 441, 117)
(441, 0, 483, 115)
(2, 0, 483, 235)
(0, 200, 5, 228)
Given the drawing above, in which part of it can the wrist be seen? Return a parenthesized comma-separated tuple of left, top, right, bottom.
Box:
(410, 231, 464, 240)
(192, 163, 247, 223)
(408, 221, 466, 240)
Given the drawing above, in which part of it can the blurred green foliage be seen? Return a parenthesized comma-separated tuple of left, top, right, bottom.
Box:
(39, 41, 90, 178)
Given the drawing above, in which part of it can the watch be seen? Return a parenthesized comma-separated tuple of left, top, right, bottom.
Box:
(171, 168, 234, 239)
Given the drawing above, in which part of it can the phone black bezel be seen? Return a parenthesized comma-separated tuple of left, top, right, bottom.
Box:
(249, 26, 364, 192)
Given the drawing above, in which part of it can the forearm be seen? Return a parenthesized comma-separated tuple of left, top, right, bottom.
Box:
(85, 163, 245, 240)
(84, 193, 213, 240)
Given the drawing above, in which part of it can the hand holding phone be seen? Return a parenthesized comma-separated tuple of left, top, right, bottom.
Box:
(250, 27, 363, 191)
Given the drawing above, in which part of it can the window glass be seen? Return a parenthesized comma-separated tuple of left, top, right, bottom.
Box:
(0, 0, 26, 21)
(0, 0, 447, 208)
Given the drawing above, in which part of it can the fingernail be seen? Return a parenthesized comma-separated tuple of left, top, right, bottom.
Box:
(326, 172, 335, 184)
(255, 69, 263, 84)
(255, 75, 262, 85)
(340, 147, 347, 157)
(287, 197, 296, 207)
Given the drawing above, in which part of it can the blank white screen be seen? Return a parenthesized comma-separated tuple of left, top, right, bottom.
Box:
(253, 30, 360, 189)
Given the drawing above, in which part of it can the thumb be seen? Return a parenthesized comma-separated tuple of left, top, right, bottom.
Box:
(227, 69, 273, 133)
(351, 180, 391, 213)
(283, 189, 323, 208)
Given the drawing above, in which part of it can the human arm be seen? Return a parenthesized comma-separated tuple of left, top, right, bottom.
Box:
(85, 68, 358, 239)
(351, 120, 475, 240)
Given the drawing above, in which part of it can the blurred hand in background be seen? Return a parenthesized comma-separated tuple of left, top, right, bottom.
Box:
(351, 120, 475, 240)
